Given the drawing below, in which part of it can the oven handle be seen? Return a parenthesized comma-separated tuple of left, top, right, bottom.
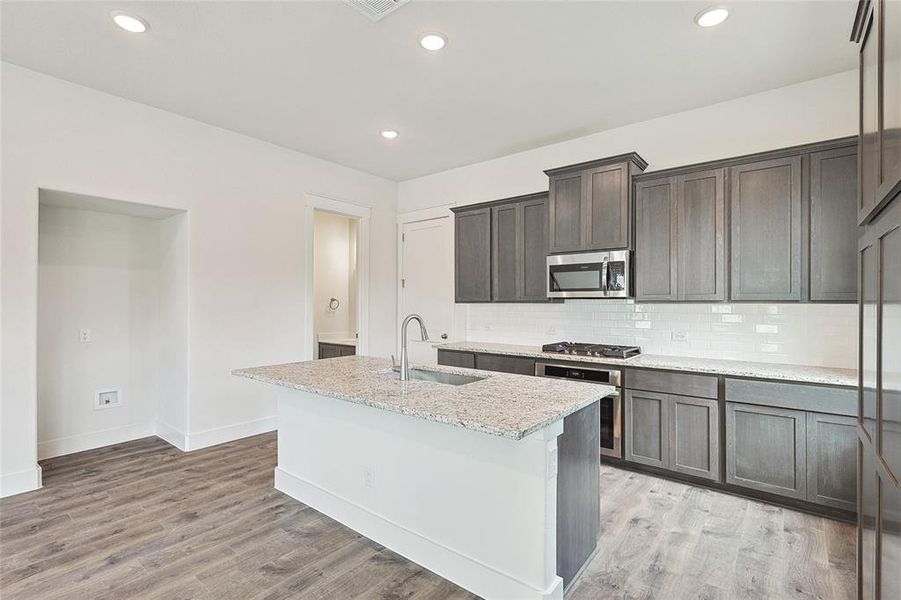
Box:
(601, 258, 609, 294)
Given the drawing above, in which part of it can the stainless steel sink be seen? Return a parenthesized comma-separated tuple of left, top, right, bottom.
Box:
(383, 368, 485, 386)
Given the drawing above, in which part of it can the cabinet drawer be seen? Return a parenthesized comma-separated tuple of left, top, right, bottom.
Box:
(476, 353, 535, 375)
(437, 350, 476, 369)
(724, 378, 856, 416)
(625, 369, 717, 399)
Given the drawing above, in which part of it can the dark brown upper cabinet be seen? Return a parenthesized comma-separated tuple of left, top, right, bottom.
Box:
(730, 155, 803, 302)
(634, 137, 856, 303)
(453, 206, 491, 302)
(634, 169, 725, 302)
(545, 153, 647, 253)
(854, 0, 901, 224)
(634, 177, 677, 301)
(810, 146, 859, 301)
(453, 192, 550, 303)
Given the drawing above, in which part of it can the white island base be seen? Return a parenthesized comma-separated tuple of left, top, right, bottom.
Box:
(274, 387, 568, 600)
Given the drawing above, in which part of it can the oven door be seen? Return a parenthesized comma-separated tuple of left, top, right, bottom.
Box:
(547, 252, 608, 298)
(599, 393, 622, 459)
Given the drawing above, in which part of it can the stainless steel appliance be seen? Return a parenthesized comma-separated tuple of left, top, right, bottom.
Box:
(535, 361, 623, 459)
(541, 341, 641, 359)
(547, 250, 631, 299)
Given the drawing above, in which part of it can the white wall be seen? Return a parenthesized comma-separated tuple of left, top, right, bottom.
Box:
(313, 211, 357, 343)
(1, 63, 397, 496)
(398, 71, 858, 212)
(398, 71, 860, 369)
(37, 205, 162, 458)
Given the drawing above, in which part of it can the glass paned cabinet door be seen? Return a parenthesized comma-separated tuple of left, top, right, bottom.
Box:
(860, 445, 879, 600)
(861, 6, 880, 217)
(883, 226, 901, 478)
(881, 481, 901, 600)
(862, 244, 879, 442)
(882, 0, 901, 191)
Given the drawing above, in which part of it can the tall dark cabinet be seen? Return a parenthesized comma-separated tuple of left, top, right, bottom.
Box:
(853, 1, 901, 598)
(453, 192, 551, 303)
(545, 153, 647, 253)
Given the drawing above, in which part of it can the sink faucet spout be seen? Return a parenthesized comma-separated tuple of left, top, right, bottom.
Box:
(400, 314, 429, 381)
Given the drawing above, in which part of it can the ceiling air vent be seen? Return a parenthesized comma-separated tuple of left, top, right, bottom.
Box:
(343, 0, 410, 22)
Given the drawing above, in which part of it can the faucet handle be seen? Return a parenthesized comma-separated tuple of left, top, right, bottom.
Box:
(391, 354, 397, 368)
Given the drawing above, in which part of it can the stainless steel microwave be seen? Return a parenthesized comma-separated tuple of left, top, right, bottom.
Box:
(547, 251, 631, 299)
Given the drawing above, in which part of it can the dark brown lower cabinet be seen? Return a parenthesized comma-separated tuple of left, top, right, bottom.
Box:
(726, 403, 807, 500)
(436, 349, 475, 369)
(556, 400, 600, 591)
(625, 390, 719, 481)
(805, 413, 857, 511)
(317, 342, 355, 359)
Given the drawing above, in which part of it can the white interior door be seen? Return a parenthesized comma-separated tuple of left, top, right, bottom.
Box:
(400, 216, 454, 365)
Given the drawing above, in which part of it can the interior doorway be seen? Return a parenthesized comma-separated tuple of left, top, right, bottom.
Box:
(303, 194, 371, 361)
(312, 211, 359, 359)
(398, 214, 455, 365)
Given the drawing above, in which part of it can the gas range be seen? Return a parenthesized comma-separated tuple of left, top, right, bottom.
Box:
(541, 341, 641, 360)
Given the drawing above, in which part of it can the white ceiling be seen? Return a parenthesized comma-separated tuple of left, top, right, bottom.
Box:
(2, 1, 858, 181)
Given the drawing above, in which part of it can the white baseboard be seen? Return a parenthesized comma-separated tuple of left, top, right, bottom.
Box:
(185, 416, 276, 451)
(0, 465, 42, 498)
(156, 421, 187, 451)
(274, 467, 562, 600)
(38, 422, 157, 460)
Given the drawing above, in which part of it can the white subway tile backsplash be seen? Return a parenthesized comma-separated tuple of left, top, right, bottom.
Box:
(461, 301, 857, 369)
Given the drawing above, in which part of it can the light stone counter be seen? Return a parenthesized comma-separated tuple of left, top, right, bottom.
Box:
(234, 355, 613, 440)
(435, 341, 857, 388)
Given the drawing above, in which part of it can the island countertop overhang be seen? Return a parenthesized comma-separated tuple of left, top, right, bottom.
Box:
(233, 355, 614, 440)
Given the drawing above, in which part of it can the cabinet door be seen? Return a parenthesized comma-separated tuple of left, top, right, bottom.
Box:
(318, 344, 342, 359)
(859, 443, 878, 600)
(805, 413, 857, 511)
(634, 177, 677, 301)
(491, 203, 519, 302)
(678, 168, 725, 301)
(520, 196, 549, 302)
(880, 220, 901, 481)
(726, 403, 807, 499)
(730, 156, 803, 301)
(860, 5, 880, 223)
(455, 208, 491, 302)
(548, 173, 584, 253)
(882, 0, 901, 204)
(586, 164, 629, 250)
(625, 390, 669, 468)
(879, 480, 901, 600)
(810, 147, 859, 301)
(338, 345, 356, 357)
(669, 396, 720, 481)
(861, 243, 879, 442)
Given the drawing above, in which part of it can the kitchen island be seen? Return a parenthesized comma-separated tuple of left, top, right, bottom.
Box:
(234, 356, 613, 599)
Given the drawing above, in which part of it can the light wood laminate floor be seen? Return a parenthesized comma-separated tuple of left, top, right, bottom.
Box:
(0, 433, 856, 599)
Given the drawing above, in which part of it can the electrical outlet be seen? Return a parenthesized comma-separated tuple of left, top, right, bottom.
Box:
(79, 328, 92, 343)
(545, 326, 557, 335)
(363, 465, 375, 488)
(94, 389, 121, 410)
(671, 331, 688, 343)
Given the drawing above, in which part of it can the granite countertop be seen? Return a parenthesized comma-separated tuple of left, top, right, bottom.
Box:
(435, 341, 858, 387)
(233, 356, 614, 440)
(318, 338, 357, 347)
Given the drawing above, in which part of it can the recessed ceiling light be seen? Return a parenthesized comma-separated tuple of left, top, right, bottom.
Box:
(694, 6, 729, 27)
(419, 32, 447, 51)
(380, 129, 399, 139)
(111, 11, 149, 33)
